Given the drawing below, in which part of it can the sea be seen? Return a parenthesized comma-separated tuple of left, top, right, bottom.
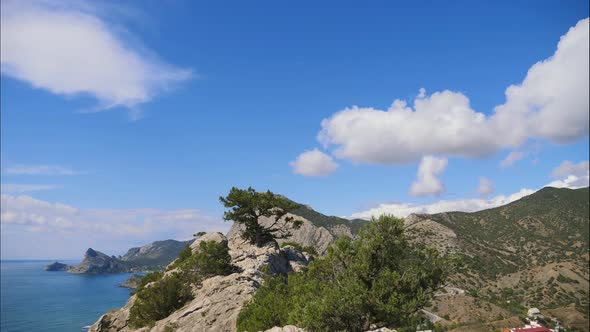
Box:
(1, 260, 135, 332)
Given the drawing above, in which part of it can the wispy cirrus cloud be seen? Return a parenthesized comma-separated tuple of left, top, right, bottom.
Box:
(499, 151, 526, 168)
(0, 184, 60, 194)
(4, 165, 81, 176)
(0, 0, 192, 117)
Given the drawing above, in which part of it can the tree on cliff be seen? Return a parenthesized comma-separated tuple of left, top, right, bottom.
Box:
(237, 215, 458, 332)
(220, 187, 303, 246)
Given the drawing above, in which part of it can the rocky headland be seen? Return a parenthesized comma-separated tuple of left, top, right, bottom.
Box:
(89, 232, 313, 332)
(44, 261, 71, 271)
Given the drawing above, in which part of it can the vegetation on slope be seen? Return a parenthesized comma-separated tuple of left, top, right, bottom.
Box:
(237, 215, 457, 332)
(291, 204, 371, 235)
(428, 187, 588, 277)
(418, 186, 590, 318)
(128, 240, 236, 328)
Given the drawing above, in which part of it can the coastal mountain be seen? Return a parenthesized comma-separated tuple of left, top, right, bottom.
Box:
(89, 232, 313, 332)
(119, 239, 192, 270)
(45, 239, 193, 274)
(68, 248, 130, 274)
(88, 187, 589, 331)
(44, 261, 70, 271)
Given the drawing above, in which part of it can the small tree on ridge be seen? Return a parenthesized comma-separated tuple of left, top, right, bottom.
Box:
(220, 187, 303, 246)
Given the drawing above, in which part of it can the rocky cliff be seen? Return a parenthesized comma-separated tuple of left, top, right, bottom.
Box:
(119, 275, 144, 289)
(227, 207, 367, 256)
(52, 239, 193, 274)
(44, 261, 71, 271)
(120, 239, 192, 270)
(89, 231, 312, 332)
(68, 248, 131, 274)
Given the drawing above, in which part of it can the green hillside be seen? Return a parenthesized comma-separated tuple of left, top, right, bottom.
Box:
(291, 205, 370, 235)
(426, 187, 589, 278)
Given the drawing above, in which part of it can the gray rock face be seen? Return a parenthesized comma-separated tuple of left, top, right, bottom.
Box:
(92, 296, 138, 332)
(68, 248, 131, 274)
(89, 231, 311, 332)
(189, 232, 227, 252)
(264, 326, 307, 332)
(119, 275, 143, 289)
(66, 239, 193, 274)
(44, 261, 71, 271)
(121, 239, 192, 270)
(280, 245, 313, 272)
(227, 214, 337, 255)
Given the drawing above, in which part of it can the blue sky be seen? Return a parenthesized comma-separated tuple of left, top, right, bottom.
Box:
(1, 0, 589, 259)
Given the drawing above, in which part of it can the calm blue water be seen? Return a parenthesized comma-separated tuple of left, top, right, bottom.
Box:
(1, 260, 134, 332)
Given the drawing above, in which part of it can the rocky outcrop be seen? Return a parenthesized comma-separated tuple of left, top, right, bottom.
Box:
(119, 275, 143, 289)
(44, 261, 71, 271)
(280, 245, 313, 272)
(89, 231, 312, 332)
(264, 326, 307, 332)
(93, 296, 137, 332)
(68, 248, 131, 274)
(403, 213, 460, 255)
(227, 214, 337, 255)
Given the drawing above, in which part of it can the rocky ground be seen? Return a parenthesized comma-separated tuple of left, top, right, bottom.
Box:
(89, 232, 312, 332)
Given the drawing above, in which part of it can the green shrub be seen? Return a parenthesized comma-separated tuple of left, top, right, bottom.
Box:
(237, 215, 455, 332)
(135, 271, 163, 292)
(129, 240, 236, 328)
(176, 240, 236, 283)
(128, 274, 193, 328)
(236, 274, 291, 332)
(167, 245, 192, 271)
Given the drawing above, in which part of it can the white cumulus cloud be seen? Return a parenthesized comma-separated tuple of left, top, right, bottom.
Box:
(290, 149, 339, 176)
(314, 18, 589, 165)
(409, 156, 447, 197)
(547, 160, 589, 189)
(352, 188, 535, 219)
(0, 0, 192, 115)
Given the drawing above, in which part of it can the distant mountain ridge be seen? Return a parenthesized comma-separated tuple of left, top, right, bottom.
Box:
(120, 239, 190, 270)
(45, 239, 193, 274)
(405, 186, 589, 329)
